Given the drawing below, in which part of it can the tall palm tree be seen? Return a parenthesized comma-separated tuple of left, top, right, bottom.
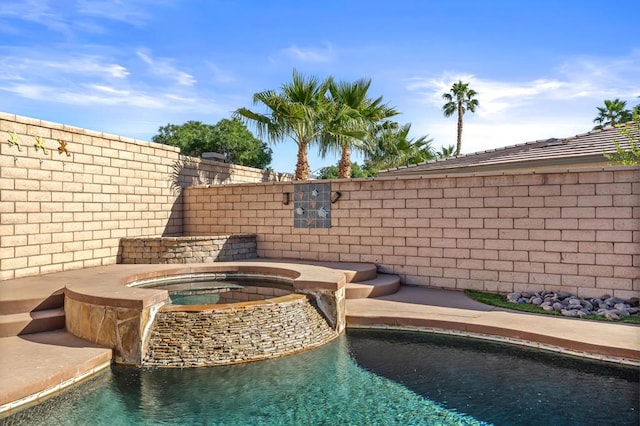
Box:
(592, 99, 632, 130)
(366, 123, 434, 170)
(442, 80, 479, 156)
(321, 78, 398, 178)
(234, 70, 330, 180)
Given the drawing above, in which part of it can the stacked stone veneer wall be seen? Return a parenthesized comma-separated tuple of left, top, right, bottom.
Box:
(118, 234, 257, 264)
(184, 167, 640, 299)
(143, 295, 337, 367)
(0, 112, 282, 280)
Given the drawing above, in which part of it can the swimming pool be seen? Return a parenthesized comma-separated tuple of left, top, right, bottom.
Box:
(4, 329, 638, 425)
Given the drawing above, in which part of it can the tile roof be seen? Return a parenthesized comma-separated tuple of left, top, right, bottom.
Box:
(381, 124, 637, 175)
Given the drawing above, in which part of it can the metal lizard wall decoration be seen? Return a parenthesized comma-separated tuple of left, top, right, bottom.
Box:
(34, 136, 49, 154)
(57, 139, 71, 156)
(8, 132, 22, 151)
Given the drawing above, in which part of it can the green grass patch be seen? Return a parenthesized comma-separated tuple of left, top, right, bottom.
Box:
(464, 290, 640, 325)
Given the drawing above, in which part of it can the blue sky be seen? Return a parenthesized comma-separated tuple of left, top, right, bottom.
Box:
(1, 0, 639, 174)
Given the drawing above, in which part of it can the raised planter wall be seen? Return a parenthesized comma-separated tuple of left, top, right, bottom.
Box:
(118, 234, 257, 264)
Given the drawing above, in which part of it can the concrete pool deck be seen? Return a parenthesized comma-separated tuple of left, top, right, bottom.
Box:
(346, 286, 640, 365)
(1, 263, 639, 417)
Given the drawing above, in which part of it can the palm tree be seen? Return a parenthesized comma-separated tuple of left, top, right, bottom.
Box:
(442, 80, 479, 156)
(234, 70, 330, 180)
(436, 144, 456, 159)
(593, 99, 632, 130)
(366, 123, 434, 170)
(320, 78, 398, 178)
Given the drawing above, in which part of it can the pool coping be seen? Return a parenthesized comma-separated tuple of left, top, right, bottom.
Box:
(64, 262, 347, 309)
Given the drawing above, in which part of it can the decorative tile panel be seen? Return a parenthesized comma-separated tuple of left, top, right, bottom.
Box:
(293, 182, 332, 228)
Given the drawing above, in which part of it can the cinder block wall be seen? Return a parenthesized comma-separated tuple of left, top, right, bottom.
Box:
(184, 167, 640, 299)
(0, 112, 275, 280)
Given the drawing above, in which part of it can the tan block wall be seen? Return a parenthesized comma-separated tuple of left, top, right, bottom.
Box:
(184, 167, 640, 299)
(0, 112, 278, 280)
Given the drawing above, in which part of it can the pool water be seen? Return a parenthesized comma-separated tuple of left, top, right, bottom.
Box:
(4, 330, 638, 426)
(169, 290, 224, 305)
(136, 276, 292, 306)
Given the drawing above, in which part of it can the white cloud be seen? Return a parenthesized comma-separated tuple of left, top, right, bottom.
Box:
(1, 81, 228, 114)
(0, 54, 129, 81)
(0, 0, 71, 34)
(164, 93, 197, 103)
(206, 62, 237, 84)
(0, 0, 177, 36)
(53, 57, 130, 79)
(407, 74, 575, 120)
(282, 43, 335, 63)
(76, 0, 151, 26)
(136, 50, 196, 86)
(2, 82, 162, 108)
(88, 84, 131, 95)
(0, 48, 234, 119)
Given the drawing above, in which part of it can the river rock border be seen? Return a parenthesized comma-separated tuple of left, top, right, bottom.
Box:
(507, 291, 640, 320)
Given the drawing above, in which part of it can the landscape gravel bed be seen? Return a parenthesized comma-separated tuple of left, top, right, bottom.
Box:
(506, 291, 640, 321)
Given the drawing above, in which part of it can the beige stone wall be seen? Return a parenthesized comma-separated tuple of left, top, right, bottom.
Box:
(0, 112, 278, 280)
(118, 234, 257, 263)
(184, 167, 640, 299)
(143, 295, 338, 367)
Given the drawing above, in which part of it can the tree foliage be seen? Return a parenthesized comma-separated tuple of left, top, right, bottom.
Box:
(316, 162, 377, 179)
(593, 98, 633, 130)
(152, 118, 272, 169)
(436, 144, 456, 159)
(320, 78, 398, 178)
(365, 122, 434, 170)
(235, 70, 331, 180)
(212, 118, 273, 168)
(442, 80, 479, 156)
(604, 111, 640, 165)
(235, 70, 437, 179)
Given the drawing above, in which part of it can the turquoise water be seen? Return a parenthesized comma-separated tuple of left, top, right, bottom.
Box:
(146, 277, 290, 305)
(4, 330, 638, 425)
(169, 291, 222, 305)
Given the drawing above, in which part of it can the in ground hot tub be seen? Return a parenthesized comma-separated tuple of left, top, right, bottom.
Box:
(134, 273, 294, 306)
(64, 263, 346, 367)
(128, 271, 338, 367)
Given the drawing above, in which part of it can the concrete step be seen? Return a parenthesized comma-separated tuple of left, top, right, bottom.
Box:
(243, 258, 378, 283)
(0, 330, 112, 415)
(0, 291, 64, 316)
(310, 261, 378, 283)
(0, 308, 66, 338)
(345, 274, 401, 299)
(0, 278, 65, 315)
